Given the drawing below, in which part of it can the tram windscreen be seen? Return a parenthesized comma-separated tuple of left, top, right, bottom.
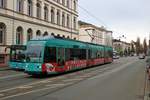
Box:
(10, 49, 26, 62)
(26, 45, 43, 63)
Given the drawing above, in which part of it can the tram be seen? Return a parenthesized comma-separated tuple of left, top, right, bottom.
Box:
(9, 45, 26, 70)
(24, 36, 113, 75)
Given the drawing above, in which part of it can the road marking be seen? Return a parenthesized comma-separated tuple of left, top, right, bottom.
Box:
(62, 78, 83, 82)
(0, 73, 25, 80)
(46, 83, 66, 87)
(0, 86, 56, 100)
(0, 77, 64, 93)
(18, 86, 33, 89)
(0, 94, 4, 97)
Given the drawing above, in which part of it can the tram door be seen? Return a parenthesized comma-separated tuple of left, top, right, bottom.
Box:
(57, 48, 65, 66)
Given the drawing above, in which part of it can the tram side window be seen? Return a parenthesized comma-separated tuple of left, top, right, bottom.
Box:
(91, 50, 97, 59)
(65, 49, 70, 61)
(70, 49, 86, 60)
(108, 50, 113, 57)
(44, 47, 56, 63)
(88, 50, 92, 59)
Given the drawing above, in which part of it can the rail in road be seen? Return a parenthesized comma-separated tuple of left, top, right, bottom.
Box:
(0, 57, 139, 100)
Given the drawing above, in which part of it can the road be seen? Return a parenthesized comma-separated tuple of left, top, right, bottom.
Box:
(0, 57, 147, 100)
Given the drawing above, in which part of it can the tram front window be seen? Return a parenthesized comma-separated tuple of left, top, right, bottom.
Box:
(26, 45, 43, 63)
(10, 50, 25, 62)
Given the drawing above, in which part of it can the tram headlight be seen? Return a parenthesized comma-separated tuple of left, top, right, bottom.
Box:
(37, 66, 42, 69)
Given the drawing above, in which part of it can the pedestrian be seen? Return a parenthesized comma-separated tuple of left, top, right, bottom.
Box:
(146, 49, 150, 79)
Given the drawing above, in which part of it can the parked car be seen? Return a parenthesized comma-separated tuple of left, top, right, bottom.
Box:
(139, 54, 145, 59)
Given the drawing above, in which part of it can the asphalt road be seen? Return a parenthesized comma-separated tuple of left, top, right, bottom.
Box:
(0, 57, 147, 100)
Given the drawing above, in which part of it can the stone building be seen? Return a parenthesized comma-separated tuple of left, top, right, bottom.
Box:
(0, 0, 78, 65)
(78, 21, 113, 46)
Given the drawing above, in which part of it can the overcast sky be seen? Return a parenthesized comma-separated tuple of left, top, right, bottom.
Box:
(78, 0, 150, 43)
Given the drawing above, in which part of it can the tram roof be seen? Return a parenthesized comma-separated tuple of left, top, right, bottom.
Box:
(29, 36, 112, 49)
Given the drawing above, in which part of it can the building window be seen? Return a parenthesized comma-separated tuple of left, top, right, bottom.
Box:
(62, 12, 65, 27)
(73, 0, 76, 11)
(16, 27, 23, 45)
(27, 0, 33, 16)
(67, 14, 70, 28)
(51, 8, 55, 24)
(36, 2, 41, 19)
(66, 0, 69, 8)
(17, 0, 24, 13)
(36, 30, 41, 36)
(62, 0, 65, 6)
(44, 6, 48, 21)
(43, 32, 48, 36)
(27, 28, 33, 41)
(57, 10, 60, 25)
(57, 0, 60, 3)
(73, 17, 76, 29)
(0, 23, 6, 44)
(0, 0, 5, 8)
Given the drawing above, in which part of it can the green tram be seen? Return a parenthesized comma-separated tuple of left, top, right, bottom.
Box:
(9, 45, 26, 70)
(24, 37, 113, 75)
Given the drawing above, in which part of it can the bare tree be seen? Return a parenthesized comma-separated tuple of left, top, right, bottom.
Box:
(143, 38, 147, 55)
(136, 37, 140, 55)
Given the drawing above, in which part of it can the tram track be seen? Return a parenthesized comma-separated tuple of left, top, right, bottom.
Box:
(0, 57, 138, 100)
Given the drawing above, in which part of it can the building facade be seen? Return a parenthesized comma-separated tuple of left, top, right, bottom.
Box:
(78, 21, 113, 46)
(0, 0, 79, 65)
(113, 39, 131, 56)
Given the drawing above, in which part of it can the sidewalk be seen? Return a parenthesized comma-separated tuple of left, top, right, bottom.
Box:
(144, 71, 150, 100)
(0, 64, 10, 71)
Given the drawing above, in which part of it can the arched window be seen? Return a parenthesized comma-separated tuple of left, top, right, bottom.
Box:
(0, 0, 5, 8)
(51, 8, 55, 23)
(62, 12, 65, 26)
(57, 34, 60, 37)
(51, 33, 55, 36)
(66, 0, 69, 8)
(67, 36, 70, 39)
(0, 23, 6, 44)
(27, 28, 33, 41)
(44, 6, 48, 21)
(36, 30, 41, 36)
(57, 0, 60, 3)
(17, 0, 24, 13)
(73, 17, 76, 29)
(27, 0, 33, 16)
(57, 10, 60, 25)
(36, 2, 41, 18)
(67, 14, 70, 28)
(16, 27, 23, 45)
(62, 0, 65, 6)
(62, 35, 65, 38)
(43, 32, 48, 36)
(73, 0, 76, 11)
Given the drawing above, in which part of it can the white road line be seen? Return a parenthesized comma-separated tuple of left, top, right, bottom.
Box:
(0, 77, 63, 93)
(0, 73, 25, 80)
(63, 78, 83, 82)
(46, 83, 66, 87)
(0, 86, 56, 100)
(0, 94, 4, 97)
(18, 86, 33, 89)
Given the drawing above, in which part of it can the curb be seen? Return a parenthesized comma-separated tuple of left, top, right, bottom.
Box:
(144, 71, 150, 100)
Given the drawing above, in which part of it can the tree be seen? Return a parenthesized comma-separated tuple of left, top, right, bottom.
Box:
(136, 37, 140, 55)
(143, 38, 147, 55)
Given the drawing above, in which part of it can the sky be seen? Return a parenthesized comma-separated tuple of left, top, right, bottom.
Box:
(78, 0, 150, 43)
